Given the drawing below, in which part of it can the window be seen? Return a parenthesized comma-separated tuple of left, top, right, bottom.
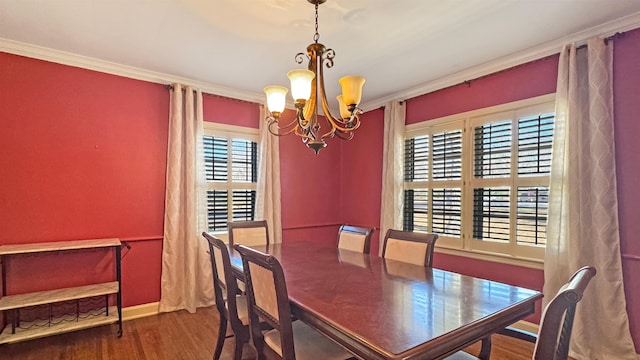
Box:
(203, 122, 259, 233)
(403, 94, 554, 261)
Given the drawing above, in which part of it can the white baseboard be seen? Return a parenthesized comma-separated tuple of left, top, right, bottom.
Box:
(122, 302, 159, 321)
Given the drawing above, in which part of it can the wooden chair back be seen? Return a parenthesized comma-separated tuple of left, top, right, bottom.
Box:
(534, 266, 597, 360)
(235, 244, 295, 359)
(337, 225, 374, 254)
(382, 229, 438, 267)
(229, 220, 269, 247)
(202, 232, 249, 359)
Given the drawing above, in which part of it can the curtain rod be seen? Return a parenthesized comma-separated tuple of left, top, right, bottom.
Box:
(575, 31, 624, 50)
(455, 30, 625, 90)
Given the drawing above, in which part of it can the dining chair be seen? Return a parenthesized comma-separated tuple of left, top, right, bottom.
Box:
(202, 232, 250, 360)
(229, 220, 269, 247)
(446, 266, 597, 360)
(235, 244, 354, 360)
(337, 225, 374, 254)
(381, 229, 438, 266)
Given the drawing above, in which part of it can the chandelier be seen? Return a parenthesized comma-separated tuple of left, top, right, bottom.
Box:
(263, 0, 366, 154)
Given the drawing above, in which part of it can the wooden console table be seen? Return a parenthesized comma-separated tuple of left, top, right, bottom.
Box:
(0, 238, 123, 344)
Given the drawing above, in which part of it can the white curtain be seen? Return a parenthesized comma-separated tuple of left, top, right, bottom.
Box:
(159, 84, 214, 313)
(379, 100, 405, 255)
(545, 38, 637, 359)
(256, 105, 282, 243)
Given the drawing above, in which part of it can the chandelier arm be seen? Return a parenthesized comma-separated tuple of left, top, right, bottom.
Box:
(265, 115, 300, 132)
(267, 121, 298, 137)
(302, 46, 319, 123)
(318, 113, 362, 140)
(315, 47, 344, 129)
(296, 103, 313, 131)
(301, 101, 315, 128)
(324, 111, 363, 133)
(319, 124, 337, 140)
(266, 121, 314, 143)
(276, 116, 302, 130)
(294, 126, 314, 142)
(333, 129, 354, 141)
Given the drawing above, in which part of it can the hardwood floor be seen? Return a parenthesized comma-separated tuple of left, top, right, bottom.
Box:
(1, 307, 536, 360)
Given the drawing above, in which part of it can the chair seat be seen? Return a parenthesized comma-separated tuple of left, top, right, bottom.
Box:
(263, 320, 352, 360)
(444, 350, 478, 360)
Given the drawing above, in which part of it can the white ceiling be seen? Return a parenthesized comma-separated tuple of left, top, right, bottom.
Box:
(2, 0, 640, 110)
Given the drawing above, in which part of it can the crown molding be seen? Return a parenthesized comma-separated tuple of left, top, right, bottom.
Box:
(360, 11, 640, 112)
(0, 38, 265, 104)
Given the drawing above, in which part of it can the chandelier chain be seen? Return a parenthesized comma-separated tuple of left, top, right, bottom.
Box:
(314, 2, 319, 43)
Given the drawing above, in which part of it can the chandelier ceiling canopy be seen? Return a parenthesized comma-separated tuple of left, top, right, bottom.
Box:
(263, 0, 366, 154)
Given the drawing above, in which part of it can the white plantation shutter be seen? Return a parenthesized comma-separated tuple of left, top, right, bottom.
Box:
(403, 96, 554, 259)
(431, 188, 461, 237)
(403, 129, 463, 237)
(403, 136, 429, 232)
(204, 136, 228, 181)
(474, 120, 511, 178)
(404, 136, 429, 182)
(518, 113, 554, 176)
(472, 187, 510, 242)
(516, 186, 548, 246)
(203, 134, 257, 232)
(432, 130, 462, 180)
(206, 190, 228, 231)
(232, 190, 256, 221)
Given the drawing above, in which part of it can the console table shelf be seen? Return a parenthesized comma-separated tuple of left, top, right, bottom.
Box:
(0, 306, 119, 344)
(0, 282, 119, 311)
(0, 238, 123, 344)
(0, 238, 121, 255)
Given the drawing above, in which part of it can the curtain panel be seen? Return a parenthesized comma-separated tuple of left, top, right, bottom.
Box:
(159, 84, 214, 313)
(379, 100, 406, 255)
(256, 105, 283, 243)
(545, 38, 637, 359)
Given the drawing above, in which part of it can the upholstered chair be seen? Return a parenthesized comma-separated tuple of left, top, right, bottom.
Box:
(446, 266, 597, 360)
(229, 220, 269, 247)
(235, 244, 355, 360)
(381, 229, 438, 266)
(202, 232, 250, 360)
(337, 225, 374, 254)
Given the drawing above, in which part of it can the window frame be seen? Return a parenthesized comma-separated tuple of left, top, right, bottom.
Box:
(404, 94, 555, 267)
(202, 121, 259, 238)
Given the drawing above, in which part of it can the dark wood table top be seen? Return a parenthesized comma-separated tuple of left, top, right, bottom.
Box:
(228, 241, 542, 360)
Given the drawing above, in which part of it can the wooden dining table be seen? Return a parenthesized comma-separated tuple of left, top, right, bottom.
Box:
(228, 241, 542, 360)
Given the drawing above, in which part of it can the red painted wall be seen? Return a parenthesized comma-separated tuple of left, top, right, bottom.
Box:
(613, 28, 640, 352)
(278, 108, 385, 250)
(278, 110, 344, 245)
(339, 108, 385, 255)
(406, 54, 559, 124)
(0, 52, 168, 307)
(203, 94, 260, 129)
